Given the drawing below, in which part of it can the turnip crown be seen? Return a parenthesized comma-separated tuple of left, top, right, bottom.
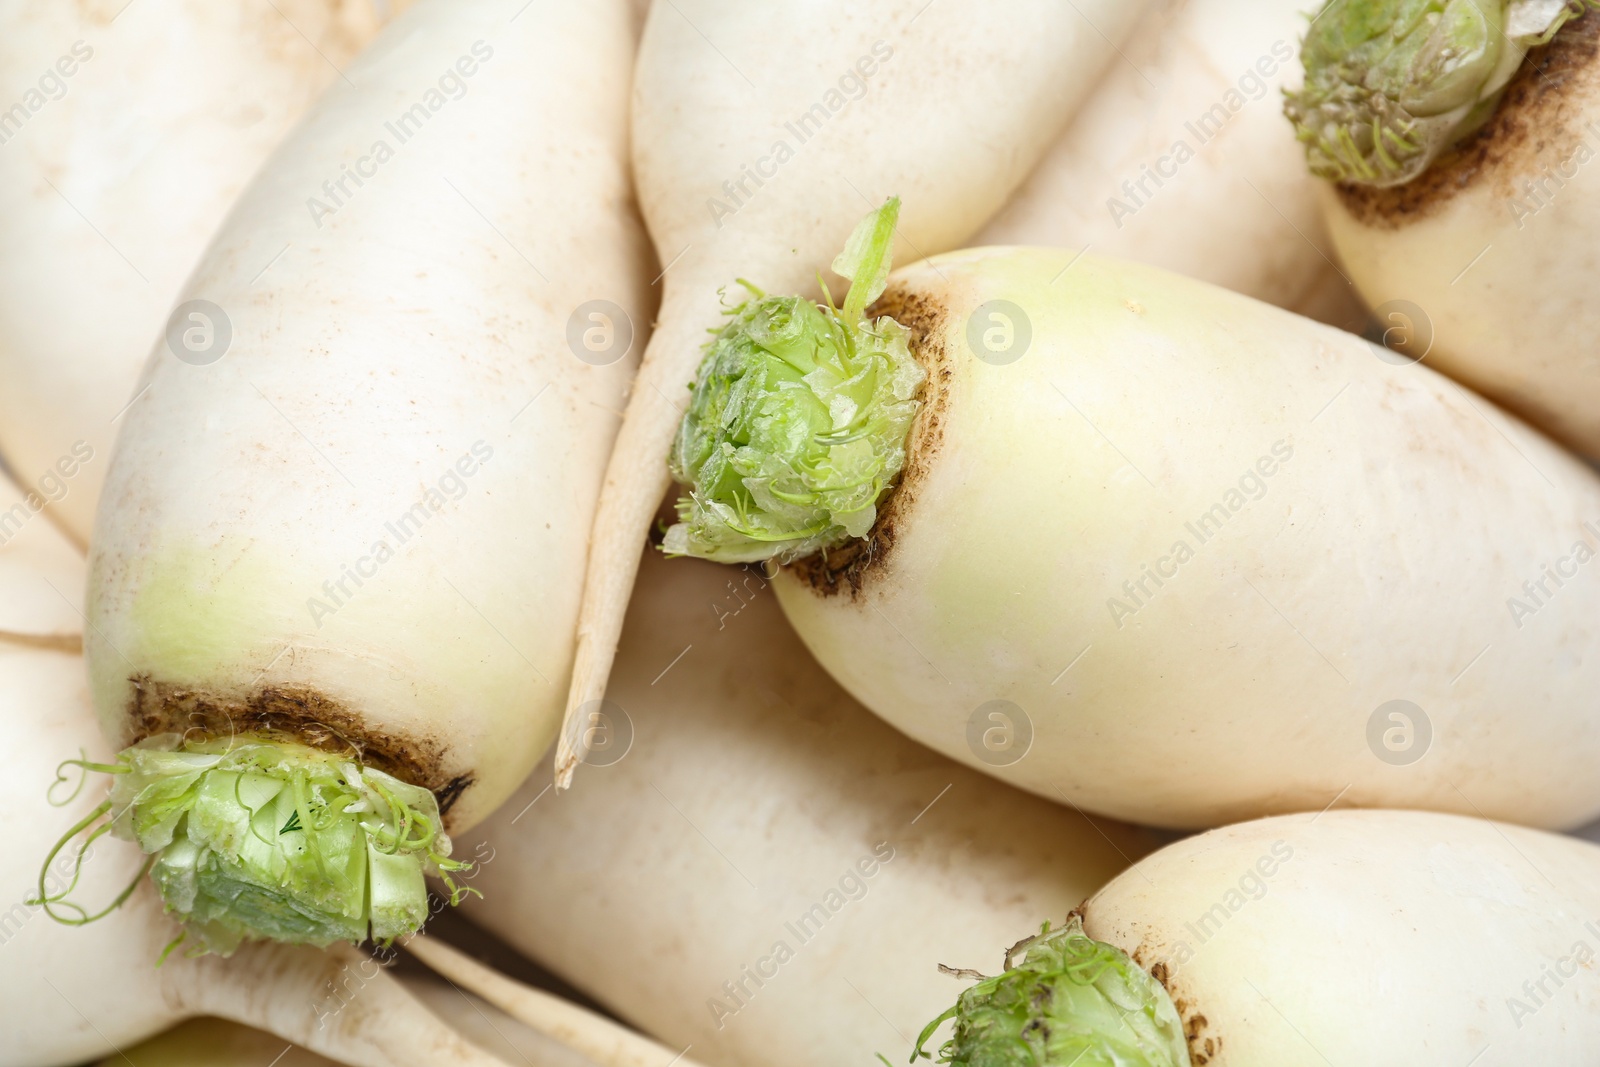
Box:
(664, 198, 925, 565)
(914, 918, 1189, 1067)
(34, 735, 475, 956)
(1285, 0, 1587, 186)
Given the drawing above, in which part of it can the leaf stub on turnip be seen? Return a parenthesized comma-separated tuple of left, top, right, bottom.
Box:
(1332, 6, 1600, 225)
(785, 283, 954, 599)
(1286, 0, 1590, 188)
(915, 916, 1192, 1067)
(39, 732, 477, 956)
(663, 198, 927, 566)
(37, 675, 484, 955)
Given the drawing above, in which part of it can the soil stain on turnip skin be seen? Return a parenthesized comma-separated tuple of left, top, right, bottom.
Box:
(1337, 12, 1600, 226)
(1136, 948, 1222, 1065)
(1074, 901, 1223, 1067)
(787, 284, 952, 598)
(124, 675, 473, 819)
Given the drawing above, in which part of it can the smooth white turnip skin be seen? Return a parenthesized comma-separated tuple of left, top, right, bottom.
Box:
(559, 0, 1153, 782)
(1319, 43, 1600, 459)
(150, 942, 514, 1067)
(97, 979, 604, 1067)
(0, 0, 387, 545)
(0, 469, 86, 642)
(85, 0, 651, 834)
(1080, 810, 1600, 1063)
(977, 0, 1367, 331)
(455, 547, 1153, 1067)
(773, 247, 1600, 830)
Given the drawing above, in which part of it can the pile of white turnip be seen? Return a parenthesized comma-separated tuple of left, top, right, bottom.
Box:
(0, 0, 391, 544)
(9, 0, 1600, 1063)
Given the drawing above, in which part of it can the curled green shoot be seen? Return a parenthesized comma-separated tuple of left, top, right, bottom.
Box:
(31, 781, 153, 927)
(1285, 0, 1594, 186)
(913, 918, 1190, 1067)
(664, 197, 926, 564)
(34, 734, 474, 956)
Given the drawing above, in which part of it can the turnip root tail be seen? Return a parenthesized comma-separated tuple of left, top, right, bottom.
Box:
(165, 940, 510, 1067)
(405, 934, 705, 1067)
(554, 199, 919, 787)
(555, 357, 684, 788)
(914, 919, 1187, 1067)
(1284, 0, 1593, 186)
(36, 736, 474, 954)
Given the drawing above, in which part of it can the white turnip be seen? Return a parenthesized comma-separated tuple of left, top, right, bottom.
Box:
(0, 471, 508, 1067)
(0, 464, 86, 644)
(1287, 0, 1600, 457)
(424, 546, 1151, 1067)
(93, 972, 643, 1067)
(556, 0, 1156, 783)
(0, 0, 388, 543)
(75, 0, 651, 952)
(978, 0, 1367, 329)
(667, 204, 1600, 829)
(922, 809, 1600, 1064)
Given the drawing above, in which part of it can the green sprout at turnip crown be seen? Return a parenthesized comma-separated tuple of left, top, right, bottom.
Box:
(1285, 0, 1595, 187)
(34, 735, 475, 956)
(914, 918, 1190, 1067)
(664, 197, 926, 565)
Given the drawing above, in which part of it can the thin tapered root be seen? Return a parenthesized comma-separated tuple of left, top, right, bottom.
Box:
(165, 940, 512, 1067)
(405, 934, 705, 1067)
(556, 328, 689, 788)
(558, 202, 908, 784)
